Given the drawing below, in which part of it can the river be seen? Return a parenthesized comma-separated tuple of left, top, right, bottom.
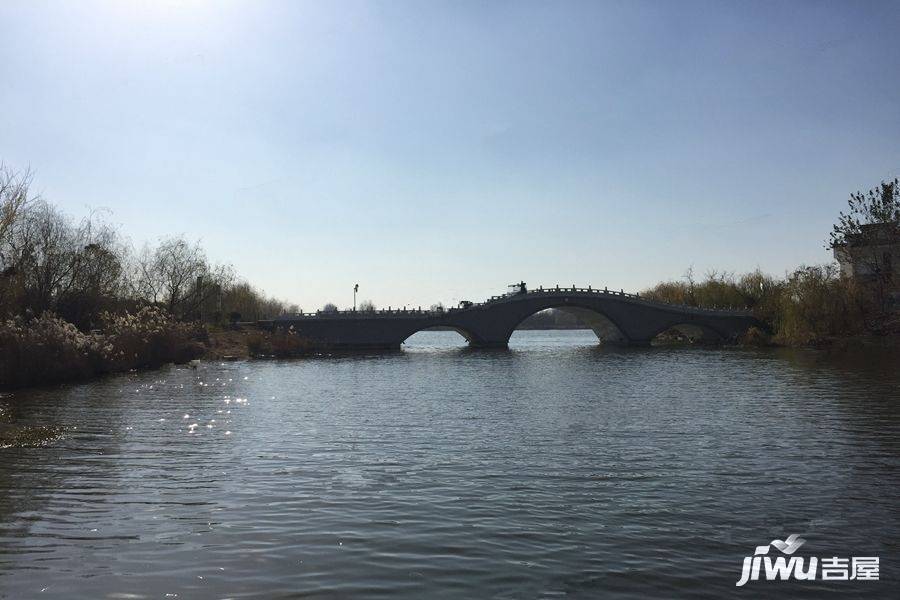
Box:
(1, 330, 898, 598)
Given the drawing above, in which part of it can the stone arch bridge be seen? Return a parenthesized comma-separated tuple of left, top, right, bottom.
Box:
(269, 286, 762, 350)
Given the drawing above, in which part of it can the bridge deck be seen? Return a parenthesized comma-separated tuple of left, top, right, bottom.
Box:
(276, 286, 752, 320)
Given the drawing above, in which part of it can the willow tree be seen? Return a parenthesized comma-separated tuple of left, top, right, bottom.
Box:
(133, 236, 233, 321)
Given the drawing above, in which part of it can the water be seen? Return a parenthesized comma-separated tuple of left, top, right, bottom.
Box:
(1, 330, 899, 599)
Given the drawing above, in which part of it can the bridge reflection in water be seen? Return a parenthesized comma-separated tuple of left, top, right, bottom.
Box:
(270, 286, 762, 350)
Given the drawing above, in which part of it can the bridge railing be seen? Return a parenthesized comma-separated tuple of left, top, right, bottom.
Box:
(275, 285, 753, 320)
(279, 307, 441, 319)
(466, 286, 751, 315)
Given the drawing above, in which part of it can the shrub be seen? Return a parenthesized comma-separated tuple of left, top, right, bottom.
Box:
(739, 326, 770, 347)
(774, 265, 868, 345)
(643, 270, 753, 309)
(643, 264, 875, 346)
(0, 307, 205, 389)
(0, 313, 100, 387)
(99, 306, 204, 370)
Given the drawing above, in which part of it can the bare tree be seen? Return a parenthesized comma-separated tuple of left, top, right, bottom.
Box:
(1, 166, 294, 326)
(829, 179, 900, 310)
(59, 210, 129, 327)
(829, 179, 900, 247)
(132, 236, 233, 320)
(0, 165, 35, 260)
(6, 201, 82, 313)
(358, 299, 376, 312)
(321, 302, 339, 313)
(220, 280, 290, 322)
(1, 201, 129, 320)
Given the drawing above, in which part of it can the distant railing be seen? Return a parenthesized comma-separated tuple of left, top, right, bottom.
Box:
(277, 285, 753, 319)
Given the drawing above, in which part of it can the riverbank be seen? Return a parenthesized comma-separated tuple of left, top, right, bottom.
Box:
(203, 327, 253, 360)
(5, 318, 899, 393)
(203, 327, 317, 360)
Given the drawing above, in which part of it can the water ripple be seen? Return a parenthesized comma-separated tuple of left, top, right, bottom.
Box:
(1, 332, 899, 598)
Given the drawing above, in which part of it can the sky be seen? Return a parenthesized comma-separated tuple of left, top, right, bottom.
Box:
(1, 0, 899, 310)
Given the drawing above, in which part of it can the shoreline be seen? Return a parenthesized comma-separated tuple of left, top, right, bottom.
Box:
(2, 327, 898, 395)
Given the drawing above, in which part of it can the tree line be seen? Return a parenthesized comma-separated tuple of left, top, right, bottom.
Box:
(3, 164, 897, 347)
(0, 165, 295, 330)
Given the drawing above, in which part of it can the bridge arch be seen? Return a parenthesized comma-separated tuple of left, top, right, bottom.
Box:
(401, 324, 480, 346)
(505, 302, 629, 344)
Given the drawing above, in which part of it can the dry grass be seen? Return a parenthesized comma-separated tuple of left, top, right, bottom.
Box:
(643, 265, 880, 346)
(0, 307, 205, 389)
(203, 327, 252, 360)
(246, 329, 314, 358)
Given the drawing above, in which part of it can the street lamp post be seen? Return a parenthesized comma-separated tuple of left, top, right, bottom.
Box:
(353, 283, 359, 311)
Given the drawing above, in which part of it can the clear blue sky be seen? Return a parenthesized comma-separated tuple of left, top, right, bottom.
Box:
(2, 0, 898, 310)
